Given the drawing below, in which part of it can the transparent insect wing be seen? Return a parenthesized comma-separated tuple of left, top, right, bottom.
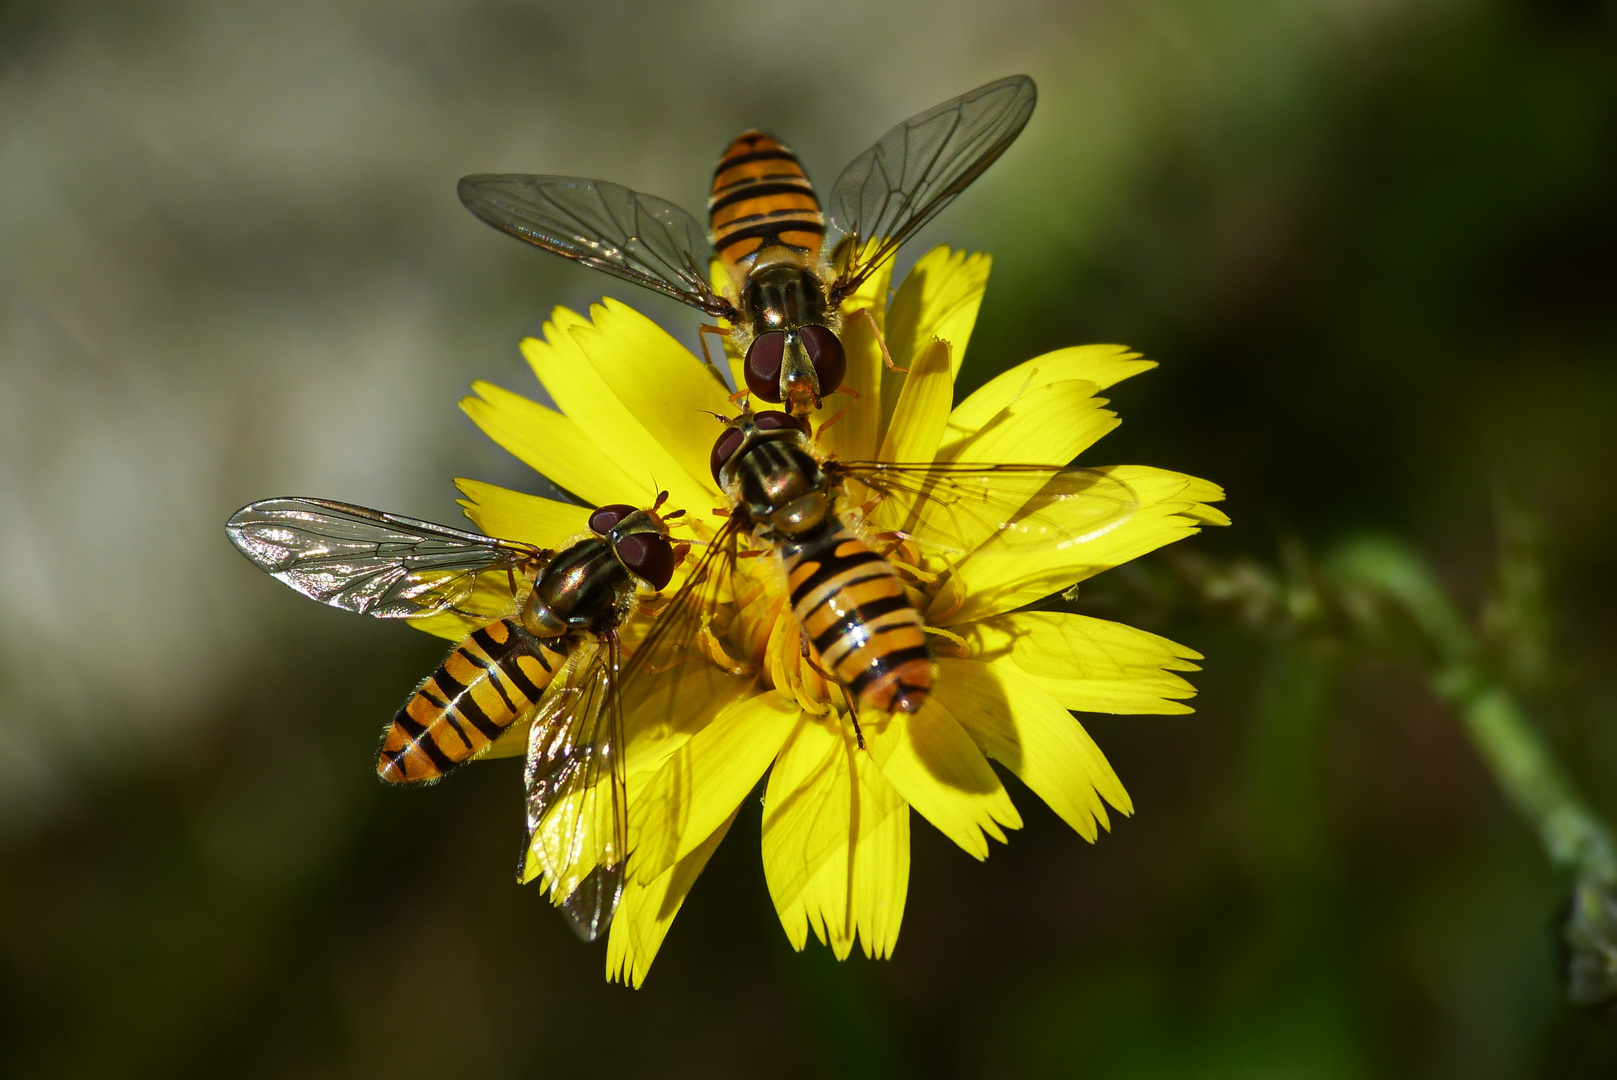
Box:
(833, 463, 1138, 561)
(225, 497, 543, 619)
(516, 520, 759, 940)
(520, 636, 628, 942)
(614, 519, 757, 744)
(558, 863, 624, 945)
(457, 174, 738, 318)
(827, 74, 1037, 298)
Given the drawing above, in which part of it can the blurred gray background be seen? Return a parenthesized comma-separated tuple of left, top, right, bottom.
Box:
(3, 1, 1615, 1077)
(1, 0, 1102, 824)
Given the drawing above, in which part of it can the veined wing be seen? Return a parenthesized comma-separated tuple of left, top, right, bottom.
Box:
(520, 635, 626, 942)
(827, 75, 1036, 300)
(458, 174, 739, 319)
(226, 497, 545, 619)
(615, 516, 754, 723)
(520, 525, 756, 940)
(608, 515, 767, 759)
(832, 462, 1137, 560)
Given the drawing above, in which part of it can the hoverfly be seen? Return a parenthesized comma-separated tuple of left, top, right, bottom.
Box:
(632, 409, 1140, 730)
(225, 496, 683, 939)
(457, 75, 1036, 418)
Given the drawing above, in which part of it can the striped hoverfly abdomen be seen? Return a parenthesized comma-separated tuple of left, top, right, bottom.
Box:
(708, 130, 825, 284)
(377, 618, 570, 784)
(782, 523, 931, 714)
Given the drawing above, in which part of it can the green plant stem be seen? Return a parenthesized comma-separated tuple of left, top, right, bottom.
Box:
(1329, 538, 1617, 888)
(1437, 673, 1617, 885)
(1323, 538, 1617, 1003)
(1163, 536, 1617, 1000)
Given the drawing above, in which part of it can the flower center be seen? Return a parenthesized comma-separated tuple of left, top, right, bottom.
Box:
(729, 563, 839, 715)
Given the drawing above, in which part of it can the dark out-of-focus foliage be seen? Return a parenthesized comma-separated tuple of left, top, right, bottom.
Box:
(1, 0, 1614, 1076)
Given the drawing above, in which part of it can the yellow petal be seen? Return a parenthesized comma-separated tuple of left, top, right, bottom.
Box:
(631, 692, 798, 883)
(938, 464, 1228, 624)
(965, 611, 1203, 714)
(875, 339, 953, 465)
(762, 599, 834, 715)
(406, 614, 473, 643)
(878, 449, 1137, 574)
(461, 381, 641, 508)
(834, 237, 896, 335)
(947, 345, 1155, 439)
(934, 658, 1131, 841)
(405, 574, 530, 644)
(619, 641, 762, 779)
(862, 697, 1022, 859)
(481, 657, 757, 768)
(480, 720, 526, 759)
(936, 380, 1118, 466)
(507, 633, 747, 879)
(818, 238, 895, 462)
(607, 809, 736, 988)
(706, 256, 748, 393)
(453, 479, 592, 548)
(886, 245, 991, 377)
(762, 713, 909, 959)
(567, 298, 735, 502)
(519, 307, 713, 513)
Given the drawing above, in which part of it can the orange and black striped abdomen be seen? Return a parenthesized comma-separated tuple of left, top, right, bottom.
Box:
(784, 524, 931, 714)
(378, 619, 569, 783)
(709, 131, 825, 285)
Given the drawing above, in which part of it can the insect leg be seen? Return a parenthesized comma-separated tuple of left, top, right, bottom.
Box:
(698, 324, 733, 377)
(845, 699, 867, 751)
(813, 385, 860, 440)
(846, 307, 907, 374)
(803, 650, 839, 684)
(922, 622, 971, 657)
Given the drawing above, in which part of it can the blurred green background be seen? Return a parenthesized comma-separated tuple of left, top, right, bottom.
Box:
(2, 0, 1614, 1076)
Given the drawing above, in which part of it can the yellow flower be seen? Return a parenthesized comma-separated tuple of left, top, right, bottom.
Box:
(435, 245, 1227, 986)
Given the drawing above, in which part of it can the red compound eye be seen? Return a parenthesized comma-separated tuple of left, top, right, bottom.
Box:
(710, 427, 746, 483)
(615, 533, 675, 591)
(588, 504, 636, 535)
(798, 324, 845, 396)
(753, 410, 811, 435)
(743, 331, 787, 402)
